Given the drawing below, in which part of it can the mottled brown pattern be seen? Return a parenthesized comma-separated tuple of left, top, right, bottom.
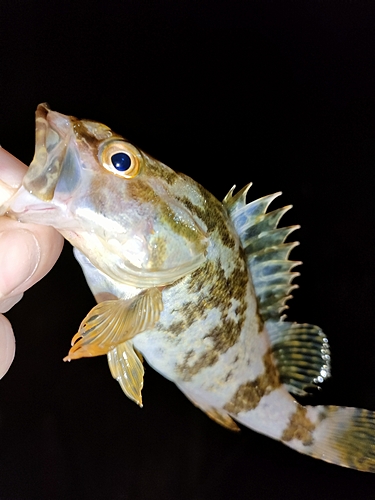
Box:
(281, 405, 315, 446)
(148, 235, 167, 268)
(147, 157, 179, 184)
(127, 179, 158, 204)
(167, 254, 248, 335)
(177, 189, 236, 249)
(126, 180, 206, 251)
(179, 351, 219, 379)
(334, 408, 375, 472)
(159, 203, 207, 251)
(223, 350, 281, 414)
(175, 257, 250, 379)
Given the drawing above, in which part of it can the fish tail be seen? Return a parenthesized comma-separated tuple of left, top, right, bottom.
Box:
(228, 386, 375, 472)
(283, 404, 375, 472)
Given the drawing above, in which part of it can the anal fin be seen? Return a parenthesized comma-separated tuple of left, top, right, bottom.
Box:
(108, 341, 144, 406)
(177, 384, 240, 431)
(205, 408, 240, 431)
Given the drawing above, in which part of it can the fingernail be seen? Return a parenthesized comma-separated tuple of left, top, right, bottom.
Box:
(0, 315, 16, 379)
(0, 229, 41, 298)
(0, 293, 24, 313)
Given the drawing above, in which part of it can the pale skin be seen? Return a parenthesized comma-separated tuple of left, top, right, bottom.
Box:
(0, 148, 64, 378)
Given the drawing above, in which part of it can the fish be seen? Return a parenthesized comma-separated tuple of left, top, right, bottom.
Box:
(3, 103, 375, 472)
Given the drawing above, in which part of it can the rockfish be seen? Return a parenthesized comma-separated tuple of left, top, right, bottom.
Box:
(4, 104, 375, 472)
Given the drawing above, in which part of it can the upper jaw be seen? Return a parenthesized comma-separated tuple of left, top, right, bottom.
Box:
(22, 104, 75, 202)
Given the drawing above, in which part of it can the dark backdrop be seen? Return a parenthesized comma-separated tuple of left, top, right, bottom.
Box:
(0, 1, 374, 499)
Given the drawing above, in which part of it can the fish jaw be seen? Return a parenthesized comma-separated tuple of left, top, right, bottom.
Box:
(22, 103, 72, 201)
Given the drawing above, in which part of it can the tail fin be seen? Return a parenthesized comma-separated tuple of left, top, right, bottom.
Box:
(228, 386, 375, 472)
(283, 405, 375, 472)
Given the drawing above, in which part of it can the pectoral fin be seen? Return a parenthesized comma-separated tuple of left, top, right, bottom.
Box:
(64, 288, 163, 361)
(108, 341, 144, 406)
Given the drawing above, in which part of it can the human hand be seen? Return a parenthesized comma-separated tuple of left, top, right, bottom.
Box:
(0, 148, 64, 378)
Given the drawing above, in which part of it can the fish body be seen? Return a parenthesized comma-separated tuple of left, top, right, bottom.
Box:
(5, 104, 375, 471)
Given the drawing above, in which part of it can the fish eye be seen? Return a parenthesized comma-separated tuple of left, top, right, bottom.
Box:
(100, 140, 141, 178)
(111, 152, 131, 172)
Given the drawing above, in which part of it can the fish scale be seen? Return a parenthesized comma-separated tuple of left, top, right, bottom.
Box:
(3, 102, 375, 472)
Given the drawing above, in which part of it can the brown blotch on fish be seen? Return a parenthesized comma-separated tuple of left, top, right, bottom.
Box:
(178, 316, 246, 381)
(206, 317, 245, 353)
(179, 351, 219, 379)
(317, 406, 339, 422)
(281, 405, 315, 446)
(177, 189, 236, 249)
(127, 179, 158, 204)
(148, 235, 167, 268)
(127, 180, 206, 252)
(159, 203, 206, 252)
(167, 256, 248, 341)
(224, 350, 281, 414)
(174, 258, 249, 379)
(146, 157, 179, 185)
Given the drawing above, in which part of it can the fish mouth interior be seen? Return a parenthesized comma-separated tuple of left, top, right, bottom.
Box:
(22, 103, 73, 201)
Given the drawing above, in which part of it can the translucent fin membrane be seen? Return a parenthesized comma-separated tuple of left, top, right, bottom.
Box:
(223, 187, 300, 321)
(108, 341, 144, 406)
(266, 321, 331, 395)
(64, 288, 163, 360)
(285, 406, 375, 473)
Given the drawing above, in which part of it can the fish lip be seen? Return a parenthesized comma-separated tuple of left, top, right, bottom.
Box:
(37, 102, 73, 140)
(35, 102, 50, 121)
(22, 104, 75, 201)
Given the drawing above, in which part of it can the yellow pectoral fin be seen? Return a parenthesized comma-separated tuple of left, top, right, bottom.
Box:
(63, 288, 163, 361)
(107, 341, 144, 406)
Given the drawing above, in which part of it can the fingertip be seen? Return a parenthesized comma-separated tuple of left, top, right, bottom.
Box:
(0, 148, 27, 187)
(0, 315, 15, 379)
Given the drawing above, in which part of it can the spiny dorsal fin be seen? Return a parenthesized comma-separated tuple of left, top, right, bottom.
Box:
(223, 186, 300, 321)
(223, 183, 252, 215)
(266, 320, 331, 396)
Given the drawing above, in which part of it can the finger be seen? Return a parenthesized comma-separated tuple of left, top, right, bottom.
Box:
(0, 315, 15, 378)
(0, 148, 64, 300)
(0, 218, 64, 300)
(0, 148, 28, 205)
(0, 148, 28, 185)
(0, 294, 23, 314)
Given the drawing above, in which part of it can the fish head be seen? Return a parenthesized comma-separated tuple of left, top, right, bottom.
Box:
(9, 104, 208, 287)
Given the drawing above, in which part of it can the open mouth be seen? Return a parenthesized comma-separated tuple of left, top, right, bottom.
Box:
(22, 104, 74, 201)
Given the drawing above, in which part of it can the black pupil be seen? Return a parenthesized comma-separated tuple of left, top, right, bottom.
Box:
(111, 152, 131, 171)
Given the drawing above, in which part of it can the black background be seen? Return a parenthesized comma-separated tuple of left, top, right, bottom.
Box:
(0, 1, 374, 499)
